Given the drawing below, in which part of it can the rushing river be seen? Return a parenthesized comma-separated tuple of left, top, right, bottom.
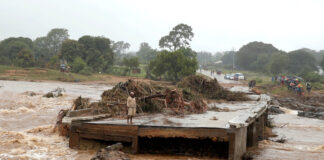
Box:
(0, 78, 323, 159)
(0, 80, 111, 160)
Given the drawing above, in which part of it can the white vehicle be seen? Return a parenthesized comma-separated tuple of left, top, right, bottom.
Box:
(224, 74, 231, 79)
(234, 73, 245, 80)
(229, 74, 235, 80)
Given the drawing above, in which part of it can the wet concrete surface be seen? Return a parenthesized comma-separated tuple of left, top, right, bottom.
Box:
(91, 100, 267, 128)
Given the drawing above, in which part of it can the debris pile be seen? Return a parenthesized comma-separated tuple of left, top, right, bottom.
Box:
(274, 96, 324, 120)
(69, 76, 249, 117)
(43, 87, 65, 98)
(24, 91, 37, 96)
(178, 75, 249, 101)
(91, 143, 130, 160)
(71, 96, 90, 110)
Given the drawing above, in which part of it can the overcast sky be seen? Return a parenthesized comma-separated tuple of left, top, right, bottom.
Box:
(0, 0, 323, 53)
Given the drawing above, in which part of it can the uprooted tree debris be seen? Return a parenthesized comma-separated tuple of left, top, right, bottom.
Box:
(67, 75, 248, 117)
(178, 75, 249, 101)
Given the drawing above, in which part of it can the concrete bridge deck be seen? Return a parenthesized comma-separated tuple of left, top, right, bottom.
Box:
(68, 94, 270, 160)
(67, 71, 270, 160)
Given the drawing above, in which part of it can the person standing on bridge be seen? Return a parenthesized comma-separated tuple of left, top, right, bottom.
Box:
(127, 92, 136, 124)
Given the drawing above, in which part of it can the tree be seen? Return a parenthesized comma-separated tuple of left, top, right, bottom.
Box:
(0, 37, 33, 64)
(78, 36, 114, 72)
(287, 49, 317, 74)
(149, 49, 198, 81)
(235, 41, 279, 70)
(321, 54, 324, 69)
(221, 51, 235, 66)
(15, 49, 35, 67)
(60, 39, 85, 63)
(250, 53, 272, 72)
(122, 57, 139, 71)
(269, 52, 289, 75)
(86, 48, 105, 71)
(33, 36, 51, 67)
(49, 55, 60, 69)
(159, 23, 194, 51)
(112, 41, 130, 56)
(47, 28, 69, 56)
(33, 37, 50, 59)
(136, 42, 157, 64)
(197, 52, 215, 66)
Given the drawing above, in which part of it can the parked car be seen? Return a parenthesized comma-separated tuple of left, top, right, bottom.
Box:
(234, 73, 245, 80)
(224, 74, 231, 79)
(229, 74, 235, 80)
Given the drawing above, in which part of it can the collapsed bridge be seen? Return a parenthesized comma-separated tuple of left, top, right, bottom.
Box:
(66, 94, 270, 160)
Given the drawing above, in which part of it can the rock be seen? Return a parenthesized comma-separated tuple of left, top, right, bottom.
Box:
(90, 143, 130, 160)
(24, 91, 37, 96)
(269, 105, 284, 115)
(298, 111, 316, 118)
(105, 143, 123, 152)
(315, 112, 324, 119)
(43, 87, 65, 98)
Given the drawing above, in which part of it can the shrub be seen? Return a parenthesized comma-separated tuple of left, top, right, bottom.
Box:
(303, 72, 321, 82)
(71, 57, 86, 73)
(256, 78, 263, 83)
(79, 66, 92, 75)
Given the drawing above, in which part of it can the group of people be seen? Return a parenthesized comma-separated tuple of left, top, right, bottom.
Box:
(210, 70, 221, 76)
(272, 75, 312, 96)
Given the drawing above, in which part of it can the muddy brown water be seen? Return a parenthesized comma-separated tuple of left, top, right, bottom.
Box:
(0, 80, 110, 159)
(1, 78, 324, 159)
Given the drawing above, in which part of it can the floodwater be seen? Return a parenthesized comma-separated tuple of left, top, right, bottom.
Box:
(253, 108, 324, 160)
(1, 74, 324, 160)
(0, 80, 111, 160)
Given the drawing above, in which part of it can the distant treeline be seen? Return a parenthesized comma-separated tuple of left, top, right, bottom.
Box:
(197, 41, 324, 82)
(0, 24, 198, 81)
(1, 26, 324, 82)
(0, 28, 157, 75)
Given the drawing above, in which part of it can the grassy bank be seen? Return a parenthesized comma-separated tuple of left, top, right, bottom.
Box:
(0, 65, 145, 83)
(109, 64, 147, 78)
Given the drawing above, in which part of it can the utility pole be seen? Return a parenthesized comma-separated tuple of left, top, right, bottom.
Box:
(232, 48, 235, 71)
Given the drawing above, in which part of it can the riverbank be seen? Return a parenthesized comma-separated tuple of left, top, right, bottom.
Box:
(0, 65, 150, 85)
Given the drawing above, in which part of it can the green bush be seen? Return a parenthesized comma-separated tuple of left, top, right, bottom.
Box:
(312, 82, 324, 90)
(320, 76, 324, 84)
(79, 66, 92, 75)
(256, 78, 263, 83)
(303, 72, 321, 82)
(71, 57, 86, 73)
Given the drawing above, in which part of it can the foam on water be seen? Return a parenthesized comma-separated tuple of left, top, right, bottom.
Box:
(0, 80, 111, 159)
